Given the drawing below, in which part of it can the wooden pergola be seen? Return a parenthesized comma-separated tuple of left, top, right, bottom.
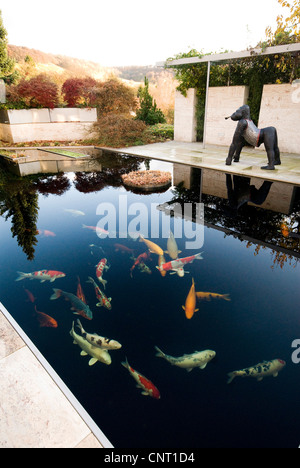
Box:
(157, 43, 300, 147)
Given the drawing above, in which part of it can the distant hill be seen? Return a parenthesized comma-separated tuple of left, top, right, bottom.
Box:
(7, 44, 177, 121)
(7, 44, 172, 84)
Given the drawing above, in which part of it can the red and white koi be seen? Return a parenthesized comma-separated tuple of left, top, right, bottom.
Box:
(16, 270, 66, 283)
(121, 358, 161, 399)
(87, 276, 112, 310)
(83, 224, 109, 236)
(96, 258, 109, 288)
(156, 252, 203, 277)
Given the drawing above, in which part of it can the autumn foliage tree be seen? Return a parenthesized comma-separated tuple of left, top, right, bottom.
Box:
(95, 79, 137, 116)
(7, 74, 59, 108)
(62, 77, 98, 107)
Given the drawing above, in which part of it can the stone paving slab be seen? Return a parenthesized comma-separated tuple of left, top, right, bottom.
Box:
(0, 305, 112, 448)
(101, 142, 300, 186)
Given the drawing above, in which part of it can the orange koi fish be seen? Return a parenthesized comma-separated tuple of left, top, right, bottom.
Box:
(34, 306, 58, 328)
(121, 358, 161, 399)
(182, 278, 198, 320)
(76, 276, 87, 304)
(157, 254, 167, 277)
(196, 292, 231, 302)
(96, 258, 109, 289)
(24, 288, 36, 303)
(87, 277, 112, 310)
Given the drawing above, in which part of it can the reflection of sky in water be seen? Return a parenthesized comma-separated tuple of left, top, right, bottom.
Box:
(0, 158, 300, 448)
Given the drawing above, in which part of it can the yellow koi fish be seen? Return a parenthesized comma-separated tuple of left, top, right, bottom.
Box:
(196, 292, 231, 302)
(182, 278, 198, 320)
(139, 235, 163, 256)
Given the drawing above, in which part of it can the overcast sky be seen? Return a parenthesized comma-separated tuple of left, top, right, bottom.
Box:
(1, 0, 285, 67)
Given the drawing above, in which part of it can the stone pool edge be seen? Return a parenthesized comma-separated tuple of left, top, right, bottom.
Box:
(0, 302, 114, 449)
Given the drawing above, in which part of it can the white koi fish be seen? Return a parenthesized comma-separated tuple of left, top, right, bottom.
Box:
(165, 231, 181, 260)
(76, 319, 121, 350)
(70, 322, 111, 366)
(64, 209, 85, 217)
(155, 346, 216, 372)
(16, 270, 66, 283)
(227, 359, 286, 384)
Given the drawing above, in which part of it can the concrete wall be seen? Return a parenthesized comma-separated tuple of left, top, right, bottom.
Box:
(205, 86, 249, 146)
(258, 83, 300, 154)
(0, 108, 97, 143)
(174, 88, 197, 142)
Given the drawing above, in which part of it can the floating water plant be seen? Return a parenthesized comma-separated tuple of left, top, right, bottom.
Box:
(121, 170, 172, 191)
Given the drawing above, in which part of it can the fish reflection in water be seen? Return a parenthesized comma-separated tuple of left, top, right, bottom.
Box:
(227, 359, 286, 384)
(70, 321, 111, 366)
(155, 346, 216, 372)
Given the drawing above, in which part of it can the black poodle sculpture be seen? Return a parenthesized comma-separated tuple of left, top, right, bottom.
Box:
(225, 105, 281, 170)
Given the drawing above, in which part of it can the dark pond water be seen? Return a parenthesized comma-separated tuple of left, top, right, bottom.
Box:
(0, 151, 300, 448)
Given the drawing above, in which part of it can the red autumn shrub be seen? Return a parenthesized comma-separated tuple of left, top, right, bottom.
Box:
(93, 114, 146, 147)
(62, 77, 98, 107)
(12, 74, 59, 108)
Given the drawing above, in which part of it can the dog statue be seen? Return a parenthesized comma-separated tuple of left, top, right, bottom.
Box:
(225, 105, 281, 170)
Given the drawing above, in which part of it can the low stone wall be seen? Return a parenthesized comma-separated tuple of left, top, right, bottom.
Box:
(258, 83, 300, 154)
(174, 83, 300, 154)
(205, 86, 249, 146)
(174, 89, 197, 142)
(0, 108, 98, 143)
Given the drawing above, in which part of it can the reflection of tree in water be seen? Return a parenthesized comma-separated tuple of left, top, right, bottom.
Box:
(0, 171, 38, 261)
(74, 154, 143, 193)
(34, 174, 71, 196)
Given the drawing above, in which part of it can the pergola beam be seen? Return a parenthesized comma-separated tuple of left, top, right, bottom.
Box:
(157, 43, 300, 67)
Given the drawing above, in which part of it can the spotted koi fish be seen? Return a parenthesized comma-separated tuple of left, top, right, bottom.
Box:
(76, 319, 121, 350)
(121, 358, 161, 399)
(196, 292, 231, 302)
(227, 359, 286, 384)
(16, 270, 66, 283)
(87, 276, 112, 310)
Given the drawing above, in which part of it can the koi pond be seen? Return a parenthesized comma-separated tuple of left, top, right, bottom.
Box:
(0, 150, 300, 448)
